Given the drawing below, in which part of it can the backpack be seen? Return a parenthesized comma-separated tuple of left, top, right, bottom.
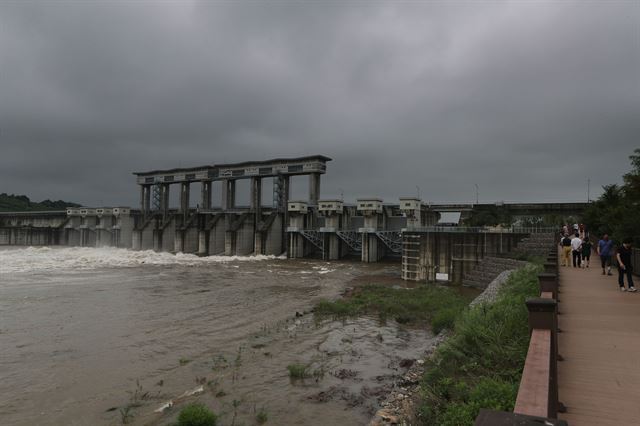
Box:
(562, 237, 571, 246)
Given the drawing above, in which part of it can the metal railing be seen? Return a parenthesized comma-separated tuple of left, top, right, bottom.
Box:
(404, 226, 554, 234)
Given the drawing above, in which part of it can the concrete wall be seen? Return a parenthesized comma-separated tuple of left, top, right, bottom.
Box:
(225, 217, 254, 256)
(161, 221, 175, 252)
(209, 221, 227, 255)
(117, 215, 135, 249)
(255, 214, 284, 255)
(0, 228, 61, 245)
(182, 227, 199, 253)
(402, 231, 527, 283)
(66, 229, 81, 246)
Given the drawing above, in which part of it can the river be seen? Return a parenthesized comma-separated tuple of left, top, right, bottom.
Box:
(0, 247, 441, 426)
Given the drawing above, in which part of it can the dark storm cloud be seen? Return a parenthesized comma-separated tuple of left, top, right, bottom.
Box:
(0, 1, 638, 206)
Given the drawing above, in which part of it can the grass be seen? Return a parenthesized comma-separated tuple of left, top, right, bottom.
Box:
(176, 403, 217, 426)
(287, 363, 310, 379)
(314, 284, 469, 333)
(510, 252, 546, 266)
(119, 406, 133, 424)
(417, 265, 541, 425)
(256, 407, 268, 424)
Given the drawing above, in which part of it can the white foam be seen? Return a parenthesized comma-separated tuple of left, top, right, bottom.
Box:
(0, 246, 282, 274)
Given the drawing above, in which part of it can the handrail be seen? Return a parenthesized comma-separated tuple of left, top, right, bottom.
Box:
(514, 329, 551, 417)
(474, 245, 562, 425)
(513, 245, 560, 419)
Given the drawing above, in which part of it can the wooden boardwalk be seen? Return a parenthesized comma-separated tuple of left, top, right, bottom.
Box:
(557, 263, 640, 425)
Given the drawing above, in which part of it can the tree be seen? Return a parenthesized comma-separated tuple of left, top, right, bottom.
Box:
(584, 149, 640, 244)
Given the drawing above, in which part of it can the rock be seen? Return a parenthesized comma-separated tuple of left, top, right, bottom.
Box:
(153, 400, 173, 413)
(371, 409, 400, 425)
(399, 358, 414, 368)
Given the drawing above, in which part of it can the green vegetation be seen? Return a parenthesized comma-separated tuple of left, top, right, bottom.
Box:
(179, 358, 191, 366)
(584, 149, 640, 244)
(286, 362, 326, 381)
(314, 284, 469, 333)
(177, 403, 217, 426)
(0, 193, 80, 212)
(418, 265, 541, 425)
(510, 253, 545, 266)
(465, 206, 513, 227)
(119, 406, 134, 424)
(256, 407, 268, 424)
(287, 363, 310, 379)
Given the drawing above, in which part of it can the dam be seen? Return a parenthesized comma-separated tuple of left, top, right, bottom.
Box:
(0, 155, 589, 284)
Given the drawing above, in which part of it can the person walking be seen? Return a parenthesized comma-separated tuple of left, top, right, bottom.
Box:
(560, 234, 572, 267)
(616, 238, 636, 292)
(598, 234, 614, 275)
(571, 233, 583, 268)
(581, 236, 592, 268)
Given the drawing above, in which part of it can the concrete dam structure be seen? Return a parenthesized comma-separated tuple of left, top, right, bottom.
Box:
(0, 207, 134, 248)
(131, 155, 330, 256)
(0, 155, 589, 284)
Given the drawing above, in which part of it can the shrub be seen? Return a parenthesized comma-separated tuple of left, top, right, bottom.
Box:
(287, 363, 309, 379)
(177, 403, 217, 426)
(256, 407, 268, 424)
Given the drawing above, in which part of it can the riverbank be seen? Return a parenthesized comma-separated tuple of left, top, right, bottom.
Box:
(367, 265, 540, 425)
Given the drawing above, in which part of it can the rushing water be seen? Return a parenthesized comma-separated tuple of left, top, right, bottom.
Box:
(0, 247, 441, 426)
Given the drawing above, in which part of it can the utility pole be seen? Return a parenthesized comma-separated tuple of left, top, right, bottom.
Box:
(587, 178, 591, 202)
(475, 184, 479, 205)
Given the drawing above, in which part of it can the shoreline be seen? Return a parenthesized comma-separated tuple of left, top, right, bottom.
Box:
(369, 269, 517, 425)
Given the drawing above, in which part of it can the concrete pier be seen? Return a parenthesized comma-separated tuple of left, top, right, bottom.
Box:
(358, 198, 386, 263)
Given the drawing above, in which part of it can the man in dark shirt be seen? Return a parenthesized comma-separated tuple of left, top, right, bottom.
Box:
(616, 238, 636, 292)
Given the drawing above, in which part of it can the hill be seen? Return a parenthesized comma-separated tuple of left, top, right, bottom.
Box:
(0, 193, 81, 212)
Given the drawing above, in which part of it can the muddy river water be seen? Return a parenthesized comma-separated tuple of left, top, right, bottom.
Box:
(0, 247, 448, 426)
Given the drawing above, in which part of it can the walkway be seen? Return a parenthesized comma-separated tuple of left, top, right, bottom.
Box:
(557, 262, 640, 425)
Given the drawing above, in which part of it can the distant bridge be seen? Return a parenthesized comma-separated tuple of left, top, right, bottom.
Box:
(427, 201, 590, 216)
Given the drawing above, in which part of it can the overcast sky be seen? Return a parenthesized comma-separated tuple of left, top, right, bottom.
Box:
(1, 1, 638, 207)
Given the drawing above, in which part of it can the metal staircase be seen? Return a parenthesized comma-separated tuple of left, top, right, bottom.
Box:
(300, 230, 324, 251)
(376, 231, 402, 253)
(336, 230, 362, 252)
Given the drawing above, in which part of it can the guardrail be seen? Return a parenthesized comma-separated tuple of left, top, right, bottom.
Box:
(475, 246, 567, 426)
(403, 226, 534, 233)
